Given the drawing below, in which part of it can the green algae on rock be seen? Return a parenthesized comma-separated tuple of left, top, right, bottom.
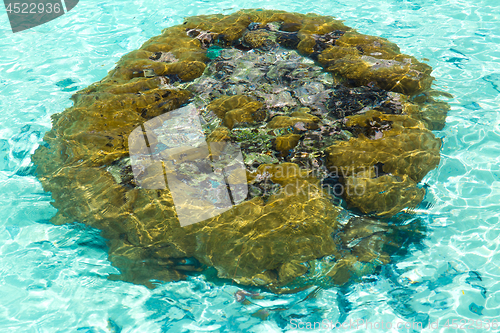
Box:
(32, 9, 450, 292)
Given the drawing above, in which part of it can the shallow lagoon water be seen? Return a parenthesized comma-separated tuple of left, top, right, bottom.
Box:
(1, 0, 500, 332)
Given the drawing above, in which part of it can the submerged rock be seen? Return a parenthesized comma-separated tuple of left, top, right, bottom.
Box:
(32, 9, 451, 293)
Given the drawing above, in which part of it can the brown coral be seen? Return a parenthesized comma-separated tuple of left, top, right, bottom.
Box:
(31, 9, 448, 293)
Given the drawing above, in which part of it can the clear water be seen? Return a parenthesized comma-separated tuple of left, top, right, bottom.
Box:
(1, 0, 500, 332)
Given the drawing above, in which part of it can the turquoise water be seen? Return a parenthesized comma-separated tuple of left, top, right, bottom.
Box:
(1, 0, 500, 332)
